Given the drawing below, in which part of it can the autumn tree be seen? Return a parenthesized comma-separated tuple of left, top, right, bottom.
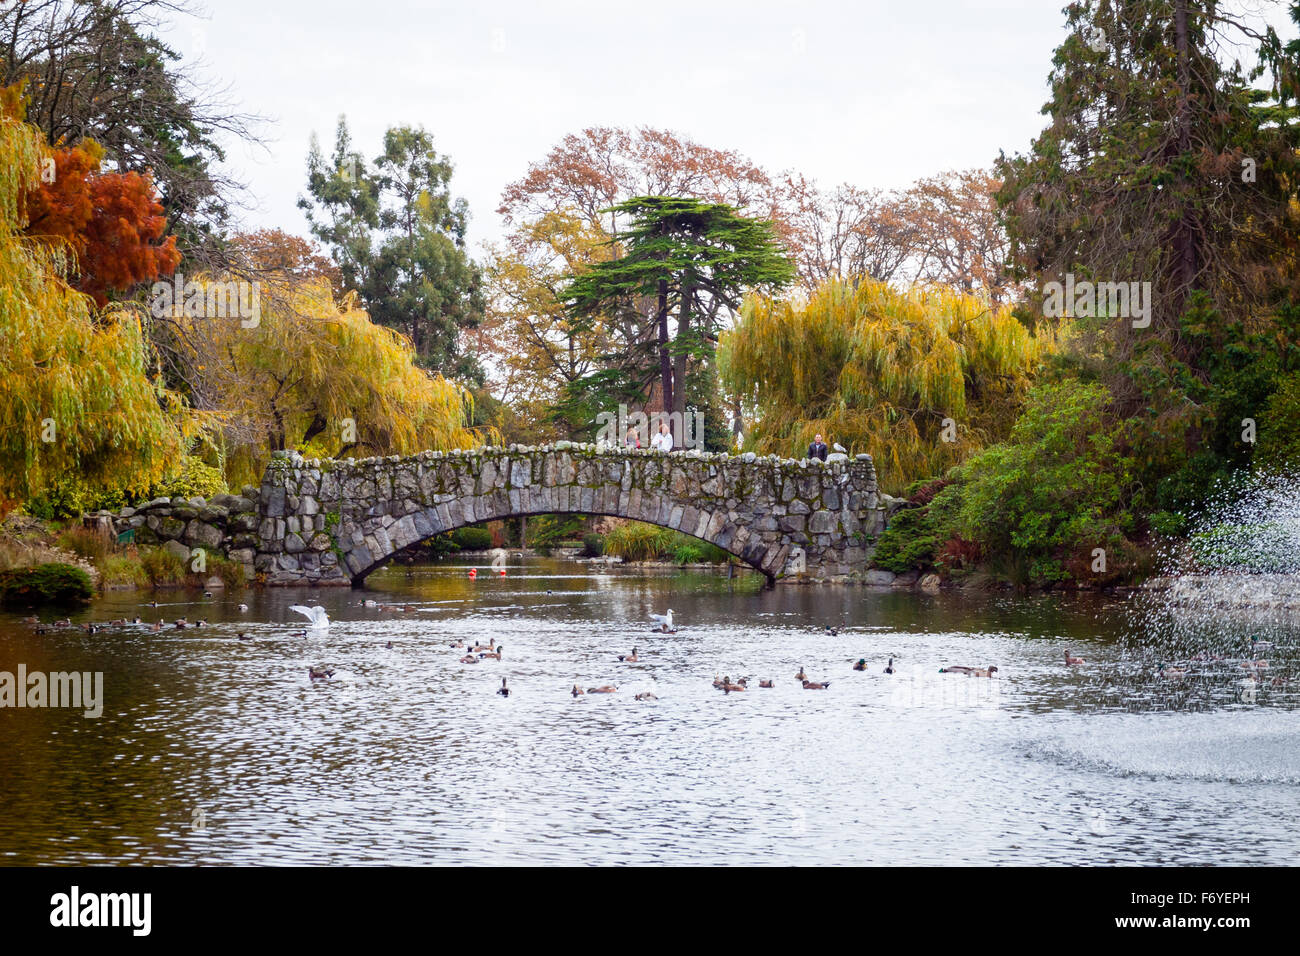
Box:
(0, 87, 185, 509)
(902, 169, 1010, 302)
(156, 274, 494, 489)
(299, 117, 485, 379)
(22, 136, 180, 305)
(720, 278, 1047, 493)
(1, 0, 261, 266)
(565, 197, 795, 425)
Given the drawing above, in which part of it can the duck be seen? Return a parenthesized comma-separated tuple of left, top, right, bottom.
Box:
(571, 684, 585, 697)
(469, 639, 496, 653)
(758, 679, 774, 688)
(194, 619, 208, 628)
(1241, 659, 1270, 671)
(587, 685, 617, 694)
(1064, 649, 1085, 665)
(719, 679, 746, 693)
(237, 604, 248, 612)
(1157, 663, 1187, 680)
(973, 666, 999, 678)
(479, 645, 503, 660)
(795, 666, 807, 681)
(147, 601, 159, 608)
(308, 665, 334, 680)
(237, 632, 249, 640)
(459, 653, 480, 664)
(1270, 674, 1290, 687)
(826, 626, 839, 637)
(131, 616, 142, 625)
(203, 591, 213, 598)
(497, 678, 510, 697)
(802, 679, 830, 690)
(449, 639, 465, 649)
(21, 615, 39, 625)
(1250, 636, 1274, 651)
(852, 659, 868, 671)
(884, 657, 895, 674)
(617, 647, 639, 662)
(634, 691, 658, 701)
(173, 618, 188, 629)
(150, 621, 162, 632)
(384, 641, 393, 649)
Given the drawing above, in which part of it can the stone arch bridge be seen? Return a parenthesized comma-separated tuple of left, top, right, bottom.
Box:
(113, 444, 891, 586)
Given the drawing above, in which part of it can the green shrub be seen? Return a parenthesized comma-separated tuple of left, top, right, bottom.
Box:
(149, 457, 227, 502)
(0, 563, 94, 608)
(1190, 522, 1298, 573)
(673, 542, 704, 565)
(871, 505, 941, 573)
(140, 548, 185, 587)
(24, 476, 126, 519)
(100, 554, 148, 588)
(581, 532, 605, 557)
(527, 514, 583, 551)
(604, 522, 675, 561)
(207, 553, 247, 591)
(451, 526, 493, 550)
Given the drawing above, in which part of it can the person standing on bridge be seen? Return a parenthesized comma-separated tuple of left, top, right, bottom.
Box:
(808, 433, 828, 461)
(625, 425, 641, 449)
(651, 420, 674, 453)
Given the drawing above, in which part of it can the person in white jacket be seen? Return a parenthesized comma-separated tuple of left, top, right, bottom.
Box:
(651, 420, 674, 452)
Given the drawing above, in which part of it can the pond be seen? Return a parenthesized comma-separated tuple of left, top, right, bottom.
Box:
(1, 556, 1297, 865)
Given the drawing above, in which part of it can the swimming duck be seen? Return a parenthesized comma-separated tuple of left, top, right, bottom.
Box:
(459, 653, 480, 664)
(469, 639, 496, 653)
(1157, 663, 1187, 680)
(852, 659, 868, 671)
(634, 691, 658, 701)
(22, 615, 39, 625)
(1064, 649, 1085, 665)
(308, 665, 334, 680)
(884, 657, 895, 674)
(150, 621, 162, 632)
(826, 626, 839, 637)
(1241, 659, 1270, 671)
(237, 604, 248, 612)
(617, 647, 639, 662)
(237, 632, 249, 640)
(1250, 636, 1274, 651)
(479, 645, 503, 660)
(203, 591, 212, 598)
(173, 618, 188, 629)
(796, 666, 807, 681)
(719, 679, 746, 693)
(759, 679, 774, 688)
(802, 679, 830, 690)
(449, 639, 465, 649)
(497, 678, 510, 697)
(131, 616, 142, 625)
(385, 641, 393, 649)
(973, 666, 999, 678)
(571, 684, 585, 697)
(587, 685, 617, 694)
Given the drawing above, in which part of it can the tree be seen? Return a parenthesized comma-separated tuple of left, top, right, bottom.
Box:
(156, 273, 494, 489)
(565, 197, 795, 424)
(720, 277, 1046, 493)
(902, 169, 1011, 302)
(22, 136, 180, 306)
(299, 117, 485, 379)
(0, 86, 185, 509)
(1, 0, 262, 267)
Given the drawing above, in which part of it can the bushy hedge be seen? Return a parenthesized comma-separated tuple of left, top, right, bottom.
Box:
(581, 532, 604, 557)
(452, 526, 493, 550)
(0, 563, 94, 608)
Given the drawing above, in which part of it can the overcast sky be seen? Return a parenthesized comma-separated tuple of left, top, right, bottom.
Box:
(159, 0, 1294, 259)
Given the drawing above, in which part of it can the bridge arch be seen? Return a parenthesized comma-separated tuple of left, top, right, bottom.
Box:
(252, 444, 886, 586)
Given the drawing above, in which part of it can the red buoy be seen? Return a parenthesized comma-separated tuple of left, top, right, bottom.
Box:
(468, 568, 477, 578)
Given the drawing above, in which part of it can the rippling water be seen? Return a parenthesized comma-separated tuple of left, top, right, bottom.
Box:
(2, 557, 1297, 865)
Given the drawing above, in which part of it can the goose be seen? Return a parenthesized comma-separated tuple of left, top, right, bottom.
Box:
(308, 665, 334, 680)
(649, 609, 674, 633)
(802, 679, 831, 690)
(618, 647, 639, 662)
(884, 657, 895, 674)
(290, 605, 330, 631)
(1064, 649, 1085, 666)
(497, 678, 510, 697)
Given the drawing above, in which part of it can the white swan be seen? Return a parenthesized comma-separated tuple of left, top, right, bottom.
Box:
(290, 605, 330, 630)
(649, 608, 674, 632)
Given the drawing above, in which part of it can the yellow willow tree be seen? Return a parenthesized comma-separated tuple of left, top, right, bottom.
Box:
(160, 274, 493, 490)
(0, 87, 185, 511)
(719, 278, 1049, 494)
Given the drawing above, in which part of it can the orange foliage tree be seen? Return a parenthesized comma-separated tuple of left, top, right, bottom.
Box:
(21, 138, 179, 305)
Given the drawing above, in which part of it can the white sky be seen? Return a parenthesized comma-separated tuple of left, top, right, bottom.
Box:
(161, 0, 1295, 260)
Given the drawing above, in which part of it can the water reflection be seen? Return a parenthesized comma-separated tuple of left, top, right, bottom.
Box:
(1, 556, 1296, 865)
